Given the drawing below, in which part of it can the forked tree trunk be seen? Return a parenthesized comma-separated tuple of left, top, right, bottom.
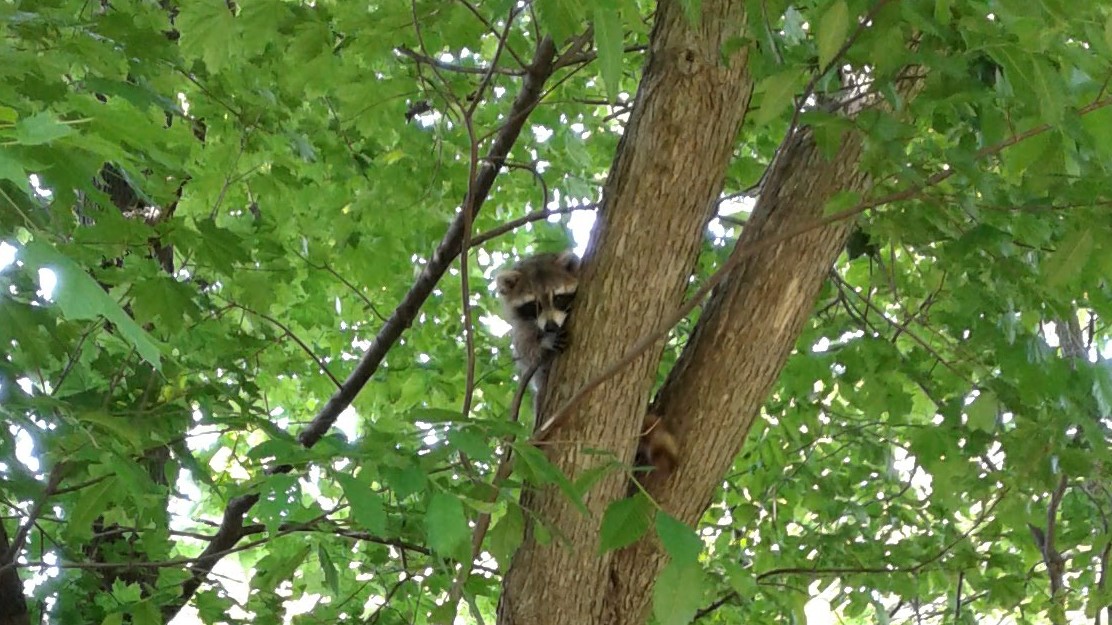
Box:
(499, 0, 752, 622)
(606, 127, 871, 625)
(499, 1, 920, 623)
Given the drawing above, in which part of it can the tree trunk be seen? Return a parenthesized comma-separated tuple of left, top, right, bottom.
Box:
(499, 3, 925, 620)
(607, 126, 870, 623)
(498, 0, 752, 622)
(0, 520, 31, 625)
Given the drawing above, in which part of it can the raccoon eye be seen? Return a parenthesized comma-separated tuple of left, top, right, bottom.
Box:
(515, 302, 539, 320)
(553, 293, 575, 311)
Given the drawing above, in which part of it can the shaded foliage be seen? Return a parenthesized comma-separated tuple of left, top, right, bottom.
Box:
(1, 0, 1111, 624)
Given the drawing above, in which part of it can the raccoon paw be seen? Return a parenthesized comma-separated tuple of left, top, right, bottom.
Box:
(542, 328, 569, 353)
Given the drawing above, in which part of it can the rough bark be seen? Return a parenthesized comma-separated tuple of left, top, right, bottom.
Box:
(498, 0, 752, 623)
(604, 71, 926, 621)
(0, 521, 31, 625)
(608, 126, 869, 622)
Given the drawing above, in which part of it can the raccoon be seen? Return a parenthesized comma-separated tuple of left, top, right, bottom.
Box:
(495, 250, 581, 422)
(493, 250, 679, 481)
(635, 413, 679, 483)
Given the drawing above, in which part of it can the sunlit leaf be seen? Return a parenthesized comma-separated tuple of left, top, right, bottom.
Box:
(426, 491, 470, 558)
(594, 5, 624, 103)
(816, 0, 850, 70)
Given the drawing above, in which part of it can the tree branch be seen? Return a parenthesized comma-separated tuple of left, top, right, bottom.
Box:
(161, 35, 559, 620)
(298, 36, 557, 449)
(1, 464, 65, 572)
(396, 46, 525, 76)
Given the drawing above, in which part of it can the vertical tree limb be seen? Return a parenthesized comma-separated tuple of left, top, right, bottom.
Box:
(603, 66, 927, 624)
(498, 0, 753, 622)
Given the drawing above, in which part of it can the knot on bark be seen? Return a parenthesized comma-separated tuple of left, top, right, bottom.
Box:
(674, 45, 700, 75)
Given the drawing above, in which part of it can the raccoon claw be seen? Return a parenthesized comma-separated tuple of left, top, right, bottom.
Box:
(549, 329, 569, 353)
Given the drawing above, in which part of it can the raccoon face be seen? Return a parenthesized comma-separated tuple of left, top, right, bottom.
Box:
(495, 251, 580, 335)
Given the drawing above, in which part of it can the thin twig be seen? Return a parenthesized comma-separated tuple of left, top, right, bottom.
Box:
(469, 205, 595, 248)
(445, 359, 540, 609)
(396, 46, 525, 76)
(2, 464, 65, 570)
(293, 250, 388, 322)
(453, 0, 528, 68)
(52, 320, 101, 393)
(498, 159, 552, 212)
(459, 4, 521, 427)
(225, 301, 341, 388)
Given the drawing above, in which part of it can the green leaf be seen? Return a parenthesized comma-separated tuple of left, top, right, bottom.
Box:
(194, 218, 251, 274)
(487, 505, 525, 566)
(111, 579, 142, 604)
(177, 0, 237, 72)
(19, 240, 161, 369)
(991, 48, 1064, 124)
(254, 543, 313, 590)
(723, 561, 756, 598)
(816, 0, 850, 70)
(823, 189, 862, 216)
(1105, 13, 1112, 54)
(598, 493, 652, 554)
(13, 112, 75, 146)
(75, 410, 146, 452)
(1081, 105, 1112, 159)
(535, 0, 585, 43)
(128, 600, 160, 625)
(382, 464, 427, 500)
(1044, 227, 1094, 289)
(130, 277, 200, 333)
(446, 427, 493, 461)
(1093, 364, 1112, 419)
(426, 491, 470, 558)
(512, 443, 588, 515)
(594, 5, 624, 103)
(652, 561, 708, 625)
(65, 476, 118, 542)
(0, 150, 30, 190)
(317, 544, 341, 597)
(966, 391, 998, 433)
(753, 70, 803, 127)
(655, 512, 702, 564)
(934, 0, 952, 23)
(337, 474, 387, 535)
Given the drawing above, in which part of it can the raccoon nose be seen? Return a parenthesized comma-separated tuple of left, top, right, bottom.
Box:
(543, 320, 561, 333)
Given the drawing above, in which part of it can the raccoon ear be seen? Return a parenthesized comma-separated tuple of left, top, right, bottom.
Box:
(495, 270, 521, 294)
(556, 250, 580, 273)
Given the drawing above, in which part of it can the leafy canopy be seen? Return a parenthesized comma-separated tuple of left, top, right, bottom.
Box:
(1, 0, 1112, 624)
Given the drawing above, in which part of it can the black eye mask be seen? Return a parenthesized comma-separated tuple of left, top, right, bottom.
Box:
(553, 293, 575, 311)
(515, 301, 539, 320)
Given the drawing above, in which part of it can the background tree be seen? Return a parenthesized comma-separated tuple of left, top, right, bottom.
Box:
(2, 1, 1111, 625)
